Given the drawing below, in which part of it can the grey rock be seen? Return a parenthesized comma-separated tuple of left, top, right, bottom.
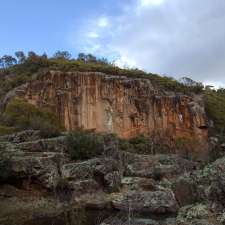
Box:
(112, 190, 178, 214)
(0, 130, 41, 144)
(100, 217, 160, 225)
(124, 154, 196, 180)
(62, 157, 123, 192)
(16, 136, 67, 153)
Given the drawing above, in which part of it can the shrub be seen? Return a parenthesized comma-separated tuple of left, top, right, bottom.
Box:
(119, 134, 167, 154)
(66, 130, 104, 160)
(0, 125, 17, 136)
(0, 145, 13, 182)
(205, 89, 225, 134)
(128, 134, 152, 154)
(1, 98, 63, 137)
(174, 137, 200, 159)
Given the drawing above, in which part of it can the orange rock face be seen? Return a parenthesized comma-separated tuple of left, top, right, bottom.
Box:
(24, 71, 208, 141)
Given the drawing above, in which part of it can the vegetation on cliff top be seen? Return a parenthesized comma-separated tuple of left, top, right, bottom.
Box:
(205, 88, 225, 134)
(0, 51, 204, 98)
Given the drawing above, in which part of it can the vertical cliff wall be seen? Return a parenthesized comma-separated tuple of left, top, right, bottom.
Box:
(23, 71, 208, 142)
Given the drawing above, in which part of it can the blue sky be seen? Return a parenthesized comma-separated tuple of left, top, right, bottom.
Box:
(1, 0, 225, 86)
(0, 0, 124, 56)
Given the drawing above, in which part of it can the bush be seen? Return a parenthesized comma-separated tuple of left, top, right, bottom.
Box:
(0, 125, 17, 136)
(66, 130, 104, 160)
(205, 89, 225, 134)
(119, 134, 169, 154)
(174, 137, 200, 159)
(1, 98, 63, 138)
(128, 134, 152, 154)
(0, 145, 13, 182)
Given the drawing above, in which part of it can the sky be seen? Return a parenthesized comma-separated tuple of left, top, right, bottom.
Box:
(1, 0, 225, 87)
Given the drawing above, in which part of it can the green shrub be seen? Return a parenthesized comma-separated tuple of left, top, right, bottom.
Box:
(0, 145, 13, 182)
(128, 134, 152, 154)
(118, 139, 132, 152)
(174, 137, 201, 159)
(205, 90, 225, 134)
(1, 98, 63, 137)
(66, 130, 104, 160)
(0, 125, 17, 136)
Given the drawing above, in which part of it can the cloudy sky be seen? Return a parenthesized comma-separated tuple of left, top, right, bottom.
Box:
(1, 0, 225, 86)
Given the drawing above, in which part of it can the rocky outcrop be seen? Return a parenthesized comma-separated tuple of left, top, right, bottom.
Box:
(1, 133, 225, 225)
(22, 71, 208, 142)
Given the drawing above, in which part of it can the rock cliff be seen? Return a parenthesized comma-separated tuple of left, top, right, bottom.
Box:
(23, 71, 208, 141)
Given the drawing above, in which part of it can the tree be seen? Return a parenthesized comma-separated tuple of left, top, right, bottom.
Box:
(86, 54, 97, 63)
(180, 77, 198, 87)
(77, 53, 86, 61)
(0, 55, 17, 68)
(0, 58, 3, 68)
(15, 51, 26, 64)
(77, 53, 98, 63)
(53, 51, 71, 60)
(27, 51, 38, 60)
(41, 53, 48, 60)
(99, 57, 108, 64)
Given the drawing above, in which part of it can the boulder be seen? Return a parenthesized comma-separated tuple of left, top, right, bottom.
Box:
(173, 176, 198, 207)
(62, 157, 123, 192)
(112, 190, 178, 214)
(124, 154, 197, 180)
(121, 177, 157, 191)
(7, 152, 65, 189)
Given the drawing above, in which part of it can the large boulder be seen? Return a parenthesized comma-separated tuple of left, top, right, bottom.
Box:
(173, 176, 198, 207)
(0, 141, 66, 189)
(124, 154, 197, 180)
(8, 152, 65, 189)
(172, 156, 225, 209)
(112, 190, 178, 214)
(62, 157, 123, 193)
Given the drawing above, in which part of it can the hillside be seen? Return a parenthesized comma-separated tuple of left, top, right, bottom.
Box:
(0, 51, 225, 225)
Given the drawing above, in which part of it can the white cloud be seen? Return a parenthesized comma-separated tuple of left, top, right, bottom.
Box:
(70, 0, 225, 85)
(86, 32, 99, 38)
(139, 0, 165, 7)
(114, 55, 137, 68)
(97, 16, 109, 28)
